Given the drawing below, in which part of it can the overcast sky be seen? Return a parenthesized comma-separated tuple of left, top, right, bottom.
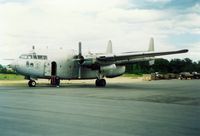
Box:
(0, 0, 200, 64)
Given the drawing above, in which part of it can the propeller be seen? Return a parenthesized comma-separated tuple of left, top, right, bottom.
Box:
(78, 42, 84, 78)
(78, 42, 84, 64)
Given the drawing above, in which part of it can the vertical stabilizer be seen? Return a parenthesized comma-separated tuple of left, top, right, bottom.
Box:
(148, 38, 155, 65)
(148, 38, 154, 52)
(106, 40, 113, 54)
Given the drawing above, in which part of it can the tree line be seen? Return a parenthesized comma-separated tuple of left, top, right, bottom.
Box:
(125, 58, 200, 74)
(0, 64, 15, 74)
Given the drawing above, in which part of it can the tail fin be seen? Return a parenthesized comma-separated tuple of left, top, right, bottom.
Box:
(148, 37, 154, 52)
(106, 40, 113, 54)
(148, 38, 155, 65)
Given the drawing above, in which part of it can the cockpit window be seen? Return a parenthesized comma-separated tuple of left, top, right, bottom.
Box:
(27, 55, 32, 59)
(37, 55, 47, 60)
(33, 53, 37, 59)
(19, 55, 32, 59)
(19, 54, 47, 60)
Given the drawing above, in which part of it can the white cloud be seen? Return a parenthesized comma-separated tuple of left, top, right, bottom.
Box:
(191, 3, 200, 14)
(146, 0, 171, 3)
(0, 0, 200, 65)
(97, 8, 165, 23)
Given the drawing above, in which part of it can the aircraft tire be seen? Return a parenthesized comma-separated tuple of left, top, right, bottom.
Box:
(55, 77, 60, 86)
(95, 79, 106, 87)
(28, 80, 36, 87)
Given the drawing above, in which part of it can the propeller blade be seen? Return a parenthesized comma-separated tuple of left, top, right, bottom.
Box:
(79, 42, 82, 56)
(78, 66, 81, 79)
(78, 42, 83, 78)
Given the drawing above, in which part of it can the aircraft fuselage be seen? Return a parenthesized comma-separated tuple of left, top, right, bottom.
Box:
(11, 50, 125, 80)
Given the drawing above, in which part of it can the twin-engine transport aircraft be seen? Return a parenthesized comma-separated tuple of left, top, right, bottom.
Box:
(10, 38, 188, 87)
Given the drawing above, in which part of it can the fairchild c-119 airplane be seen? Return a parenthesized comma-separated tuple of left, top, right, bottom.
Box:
(9, 38, 188, 87)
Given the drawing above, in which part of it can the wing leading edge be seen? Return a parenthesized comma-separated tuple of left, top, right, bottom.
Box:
(96, 49, 188, 65)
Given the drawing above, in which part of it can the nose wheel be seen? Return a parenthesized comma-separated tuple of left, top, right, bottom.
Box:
(28, 80, 36, 87)
(95, 79, 106, 87)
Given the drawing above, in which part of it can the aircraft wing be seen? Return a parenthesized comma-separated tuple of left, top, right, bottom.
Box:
(95, 49, 188, 65)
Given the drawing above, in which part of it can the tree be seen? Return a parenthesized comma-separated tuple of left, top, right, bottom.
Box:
(152, 59, 169, 73)
(169, 59, 184, 73)
(125, 58, 200, 74)
(182, 58, 193, 72)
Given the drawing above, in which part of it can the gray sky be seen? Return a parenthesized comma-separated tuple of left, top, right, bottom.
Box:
(0, 0, 200, 64)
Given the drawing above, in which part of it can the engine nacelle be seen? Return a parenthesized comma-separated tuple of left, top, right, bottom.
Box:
(100, 64, 116, 71)
(101, 64, 125, 78)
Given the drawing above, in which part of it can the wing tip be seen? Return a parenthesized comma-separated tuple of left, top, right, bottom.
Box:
(180, 49, 189, 53)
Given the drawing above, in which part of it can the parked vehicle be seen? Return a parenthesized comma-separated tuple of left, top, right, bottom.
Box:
(192, 72, 200, 79)
(179, 72, 200, 80)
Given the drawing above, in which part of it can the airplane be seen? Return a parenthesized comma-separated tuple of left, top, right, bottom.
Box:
(9, 38, 188, 87)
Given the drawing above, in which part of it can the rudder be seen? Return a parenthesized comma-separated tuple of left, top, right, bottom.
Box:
(148, 38, 154, 52)
(106, 40, 113, 54)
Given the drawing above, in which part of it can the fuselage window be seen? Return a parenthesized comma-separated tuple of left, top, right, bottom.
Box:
(30, 63, 34, 67)
(26, 61, 29, 67)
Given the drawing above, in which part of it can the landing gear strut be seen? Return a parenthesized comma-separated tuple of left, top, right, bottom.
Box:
(95, 79, 106, 87)
(51, 76, 60, 87)
(28, 80, 36, 87)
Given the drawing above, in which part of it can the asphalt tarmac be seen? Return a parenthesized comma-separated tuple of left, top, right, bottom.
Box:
(0, 79, 199, 136)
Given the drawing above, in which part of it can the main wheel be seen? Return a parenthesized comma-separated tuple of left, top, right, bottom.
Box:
(95, 79, 106, 87)
(56, 78, 60, 86)
(95, 79, 100, 86)
(28, 80, 36, 87)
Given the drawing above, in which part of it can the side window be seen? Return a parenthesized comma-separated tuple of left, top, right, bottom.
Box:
(30, 63, 34, 67)
(26, 61, 29, 67)
(33, 54, 37, 59)
(38, 55, 41, 59)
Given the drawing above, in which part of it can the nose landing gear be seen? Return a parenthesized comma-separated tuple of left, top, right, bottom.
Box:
(28, 80, 36, 87)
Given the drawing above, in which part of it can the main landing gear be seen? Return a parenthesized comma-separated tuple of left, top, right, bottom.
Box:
(28, 80, 36, 87)
(51, 76, 60, 87)
(95, 79, 106, 87)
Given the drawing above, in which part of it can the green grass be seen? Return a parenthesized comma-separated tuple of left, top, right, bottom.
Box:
(0, 74, 24, 80)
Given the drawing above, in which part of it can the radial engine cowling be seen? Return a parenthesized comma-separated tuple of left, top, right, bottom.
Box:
(100, 64, 125, 78)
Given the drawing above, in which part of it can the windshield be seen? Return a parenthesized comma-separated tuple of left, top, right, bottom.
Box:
(19, 53, 47, 60)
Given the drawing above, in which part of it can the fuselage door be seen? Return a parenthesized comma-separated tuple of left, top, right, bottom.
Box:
(51, 61, 57, 76)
